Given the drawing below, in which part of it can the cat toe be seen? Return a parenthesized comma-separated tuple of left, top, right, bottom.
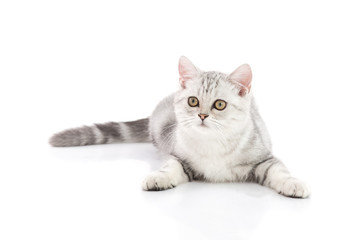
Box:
(279, 178, 311, 198)
(142, 171, 175, 191)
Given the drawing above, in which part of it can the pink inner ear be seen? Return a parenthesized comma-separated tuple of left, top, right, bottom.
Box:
(240, 86, 250, 96)
(179, 77, 186, 88)
(228, 64, 252, 96)
(178, 56, 198, 88)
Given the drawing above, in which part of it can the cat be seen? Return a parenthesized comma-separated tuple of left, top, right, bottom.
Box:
(50, 56, 310, 198)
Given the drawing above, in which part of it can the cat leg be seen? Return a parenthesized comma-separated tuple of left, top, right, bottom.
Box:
(142, 156, 190, 191)
(250, 157, 311, 198)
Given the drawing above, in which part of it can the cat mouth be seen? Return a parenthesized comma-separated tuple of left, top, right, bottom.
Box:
(199, 122, 208, 127)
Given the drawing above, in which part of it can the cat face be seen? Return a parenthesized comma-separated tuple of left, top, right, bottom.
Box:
(174, 57, 253, 134)
(174, 72, 248, 133)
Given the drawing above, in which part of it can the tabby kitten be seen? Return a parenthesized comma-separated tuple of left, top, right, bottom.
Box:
(50, 56, 310, 198)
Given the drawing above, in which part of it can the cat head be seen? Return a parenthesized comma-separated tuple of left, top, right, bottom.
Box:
(174, 56, 253, 135)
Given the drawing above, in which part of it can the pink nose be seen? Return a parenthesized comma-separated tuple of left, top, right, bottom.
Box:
(198, 114, 209, 121)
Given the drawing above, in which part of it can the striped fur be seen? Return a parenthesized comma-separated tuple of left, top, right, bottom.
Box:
(50, 118, 150, 147)
(143, 57, 310, 198)
(50, 56, 310, 198)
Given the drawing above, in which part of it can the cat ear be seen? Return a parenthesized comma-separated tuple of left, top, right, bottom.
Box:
(179, 56, 199, 88)
(228, 64, 252, 96)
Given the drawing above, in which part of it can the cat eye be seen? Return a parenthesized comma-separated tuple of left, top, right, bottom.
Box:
(213, 99, 227, 110)
(188, 96, 199, 107)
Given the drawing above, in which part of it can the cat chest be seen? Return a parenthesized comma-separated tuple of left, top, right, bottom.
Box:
(192, 156, 236, 181)
(175, 134, 252, 182)
(180, 149, 250, 182)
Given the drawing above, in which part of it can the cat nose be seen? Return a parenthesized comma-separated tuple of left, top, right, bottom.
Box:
(198, 114, 209, 121)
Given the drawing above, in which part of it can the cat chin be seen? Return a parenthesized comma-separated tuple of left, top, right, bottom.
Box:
(191, 123, 212, 133)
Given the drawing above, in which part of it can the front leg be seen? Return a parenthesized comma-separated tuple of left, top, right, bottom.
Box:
(142, 155, 190, 191)
(249, 157, 311, 198)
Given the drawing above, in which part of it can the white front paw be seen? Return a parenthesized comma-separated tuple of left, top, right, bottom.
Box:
(278, 178, 311, 198)
(142, 171, 176, 191)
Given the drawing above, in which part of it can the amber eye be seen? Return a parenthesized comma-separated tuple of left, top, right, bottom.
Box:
(188, 97, 199, 107)
(213, 99, 227, 110)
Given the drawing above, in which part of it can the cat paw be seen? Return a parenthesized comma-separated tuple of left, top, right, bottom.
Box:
(278, 178, 311, 198)
(142, 171, 176, 191)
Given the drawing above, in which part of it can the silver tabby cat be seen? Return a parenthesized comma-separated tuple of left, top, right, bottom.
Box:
(50, 56, 310, 198)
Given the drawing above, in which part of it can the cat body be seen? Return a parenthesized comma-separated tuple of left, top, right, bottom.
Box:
(50, 57, 310, 198)
(151, 93, 267, 182)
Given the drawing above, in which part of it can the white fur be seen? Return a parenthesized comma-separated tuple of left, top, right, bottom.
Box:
(142, 157, 189, 190)
(143, 58, 310, 198)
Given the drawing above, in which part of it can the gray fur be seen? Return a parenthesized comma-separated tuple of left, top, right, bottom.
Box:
(174, 155, 205, 181)
(49, 125, 96, 147)
(123, 118, 150, 142)
(160, 121, 176, 143)
(245, 157, 273, 183)
(199, 71, 224, 95)
(143, 57, 309, 197)
(50, 56, 310, 198)
(50, 119, 150, 147)
(260, 161, 276, 185)
(95, 122, 122, 144)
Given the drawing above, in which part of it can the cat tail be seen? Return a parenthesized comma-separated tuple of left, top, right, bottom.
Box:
(49, 118, 150, 147)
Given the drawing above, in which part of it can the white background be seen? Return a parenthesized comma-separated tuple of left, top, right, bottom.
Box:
(1, 0, 359, 239)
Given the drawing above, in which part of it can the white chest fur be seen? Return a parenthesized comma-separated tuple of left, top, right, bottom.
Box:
(175, 131, 251, 182)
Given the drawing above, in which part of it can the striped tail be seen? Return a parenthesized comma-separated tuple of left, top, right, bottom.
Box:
(49, 118, 150, 147)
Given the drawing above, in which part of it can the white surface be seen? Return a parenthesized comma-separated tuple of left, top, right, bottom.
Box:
(1, 0, 360, 239)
